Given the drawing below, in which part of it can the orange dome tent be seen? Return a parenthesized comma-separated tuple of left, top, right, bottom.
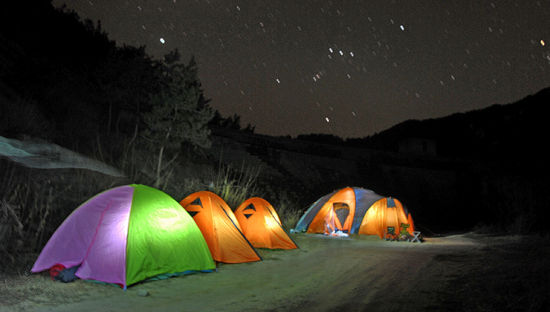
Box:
(294, 187, 415, 238)
(180, 191, 261, 263)
(234, 197, 298, 250)
(358, 197, 415, 238)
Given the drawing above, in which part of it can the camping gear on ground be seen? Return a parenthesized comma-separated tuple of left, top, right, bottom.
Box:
(397, 223, 412, 240)
(410, 230, 422, 242)
(386, 224, 423, 242)
(32, 184, 215, 289)
(234, 197, 298, 249)
(180, 191, 261, 263)
(385, 227, 397, 241)
(49, 264, 80, 283)
(294, 187, 415, 239)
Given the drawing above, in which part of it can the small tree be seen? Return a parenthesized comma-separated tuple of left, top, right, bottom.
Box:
(141, 51, 213, 188)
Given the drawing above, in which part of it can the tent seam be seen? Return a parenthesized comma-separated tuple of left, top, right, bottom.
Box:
(78, 200, 113, 276)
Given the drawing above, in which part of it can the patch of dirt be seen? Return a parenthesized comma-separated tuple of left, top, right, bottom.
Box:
(1, 234, 547, 312)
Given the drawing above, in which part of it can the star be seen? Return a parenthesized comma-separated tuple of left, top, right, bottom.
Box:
(53, 0, 550, 138)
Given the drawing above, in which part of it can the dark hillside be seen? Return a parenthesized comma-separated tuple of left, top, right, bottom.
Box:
(352, 88, 550, 234)
(361, 87, 550, 171)
(0, 0, 157, 150)
(211, 87, 550, 234)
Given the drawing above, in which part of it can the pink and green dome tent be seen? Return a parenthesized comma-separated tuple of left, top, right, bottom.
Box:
(31, 184, 215, 288)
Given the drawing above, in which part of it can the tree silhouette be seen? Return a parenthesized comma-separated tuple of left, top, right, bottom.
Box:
(141, 51, 213, 187)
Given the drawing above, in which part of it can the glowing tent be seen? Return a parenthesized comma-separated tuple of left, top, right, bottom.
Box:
(180, 191, 261, 263)
(31, 184, 215, 289)
(294, 187, 414, 238)
(358, 197, 415, 238)
(234, 197, 298, 250)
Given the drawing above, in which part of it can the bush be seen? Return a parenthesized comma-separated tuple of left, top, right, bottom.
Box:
(208, 163, 260, 209)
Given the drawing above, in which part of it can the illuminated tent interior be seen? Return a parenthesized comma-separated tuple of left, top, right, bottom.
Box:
(294, 187, 415, 238)
(31, 184, 215, 289)
(180, 191, 262, 263)
(234, 197, 298, 250)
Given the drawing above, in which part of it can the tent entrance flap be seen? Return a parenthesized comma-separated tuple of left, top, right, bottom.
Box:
(333, 202, 350, 231)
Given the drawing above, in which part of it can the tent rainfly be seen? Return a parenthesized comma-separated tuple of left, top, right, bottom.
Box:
(180, 191, 262, 263)
(32, 184, 215, 288)
(234, 197, 298, 250)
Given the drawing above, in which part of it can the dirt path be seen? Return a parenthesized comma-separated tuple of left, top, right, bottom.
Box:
(0, 234, 499, 312)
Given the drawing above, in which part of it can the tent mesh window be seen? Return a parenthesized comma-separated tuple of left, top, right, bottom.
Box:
(295, 191, 337, 232)
(333, 202, 350, 230)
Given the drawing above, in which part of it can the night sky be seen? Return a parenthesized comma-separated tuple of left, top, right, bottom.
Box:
(53, 0, 550, 138)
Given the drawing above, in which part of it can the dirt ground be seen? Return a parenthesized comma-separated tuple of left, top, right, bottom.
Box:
(1, 233, 548, 312)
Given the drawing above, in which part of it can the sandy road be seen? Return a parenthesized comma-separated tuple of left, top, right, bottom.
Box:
(284, 235, 480, 312)
(1, 234, 482, 312)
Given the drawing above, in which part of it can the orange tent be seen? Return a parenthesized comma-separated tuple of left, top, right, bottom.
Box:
(180, 191, 261, 263)
(358, 197, 415, 238)
(294, 187, 415, 238)
(306, 187, 357, 234)
(234, 197, 298, 250)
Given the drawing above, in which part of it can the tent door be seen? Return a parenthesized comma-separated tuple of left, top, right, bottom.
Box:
(333, 202, 350, 232)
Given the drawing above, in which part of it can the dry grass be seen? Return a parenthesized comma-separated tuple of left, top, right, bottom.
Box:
(0, 160, 119, 273)
(209, 162, 261, 209)
(270, 191, 302, 230)
(207, 162, 304, 230)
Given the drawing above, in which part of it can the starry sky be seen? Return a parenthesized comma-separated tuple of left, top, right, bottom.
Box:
(53, 0, 550, 138)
